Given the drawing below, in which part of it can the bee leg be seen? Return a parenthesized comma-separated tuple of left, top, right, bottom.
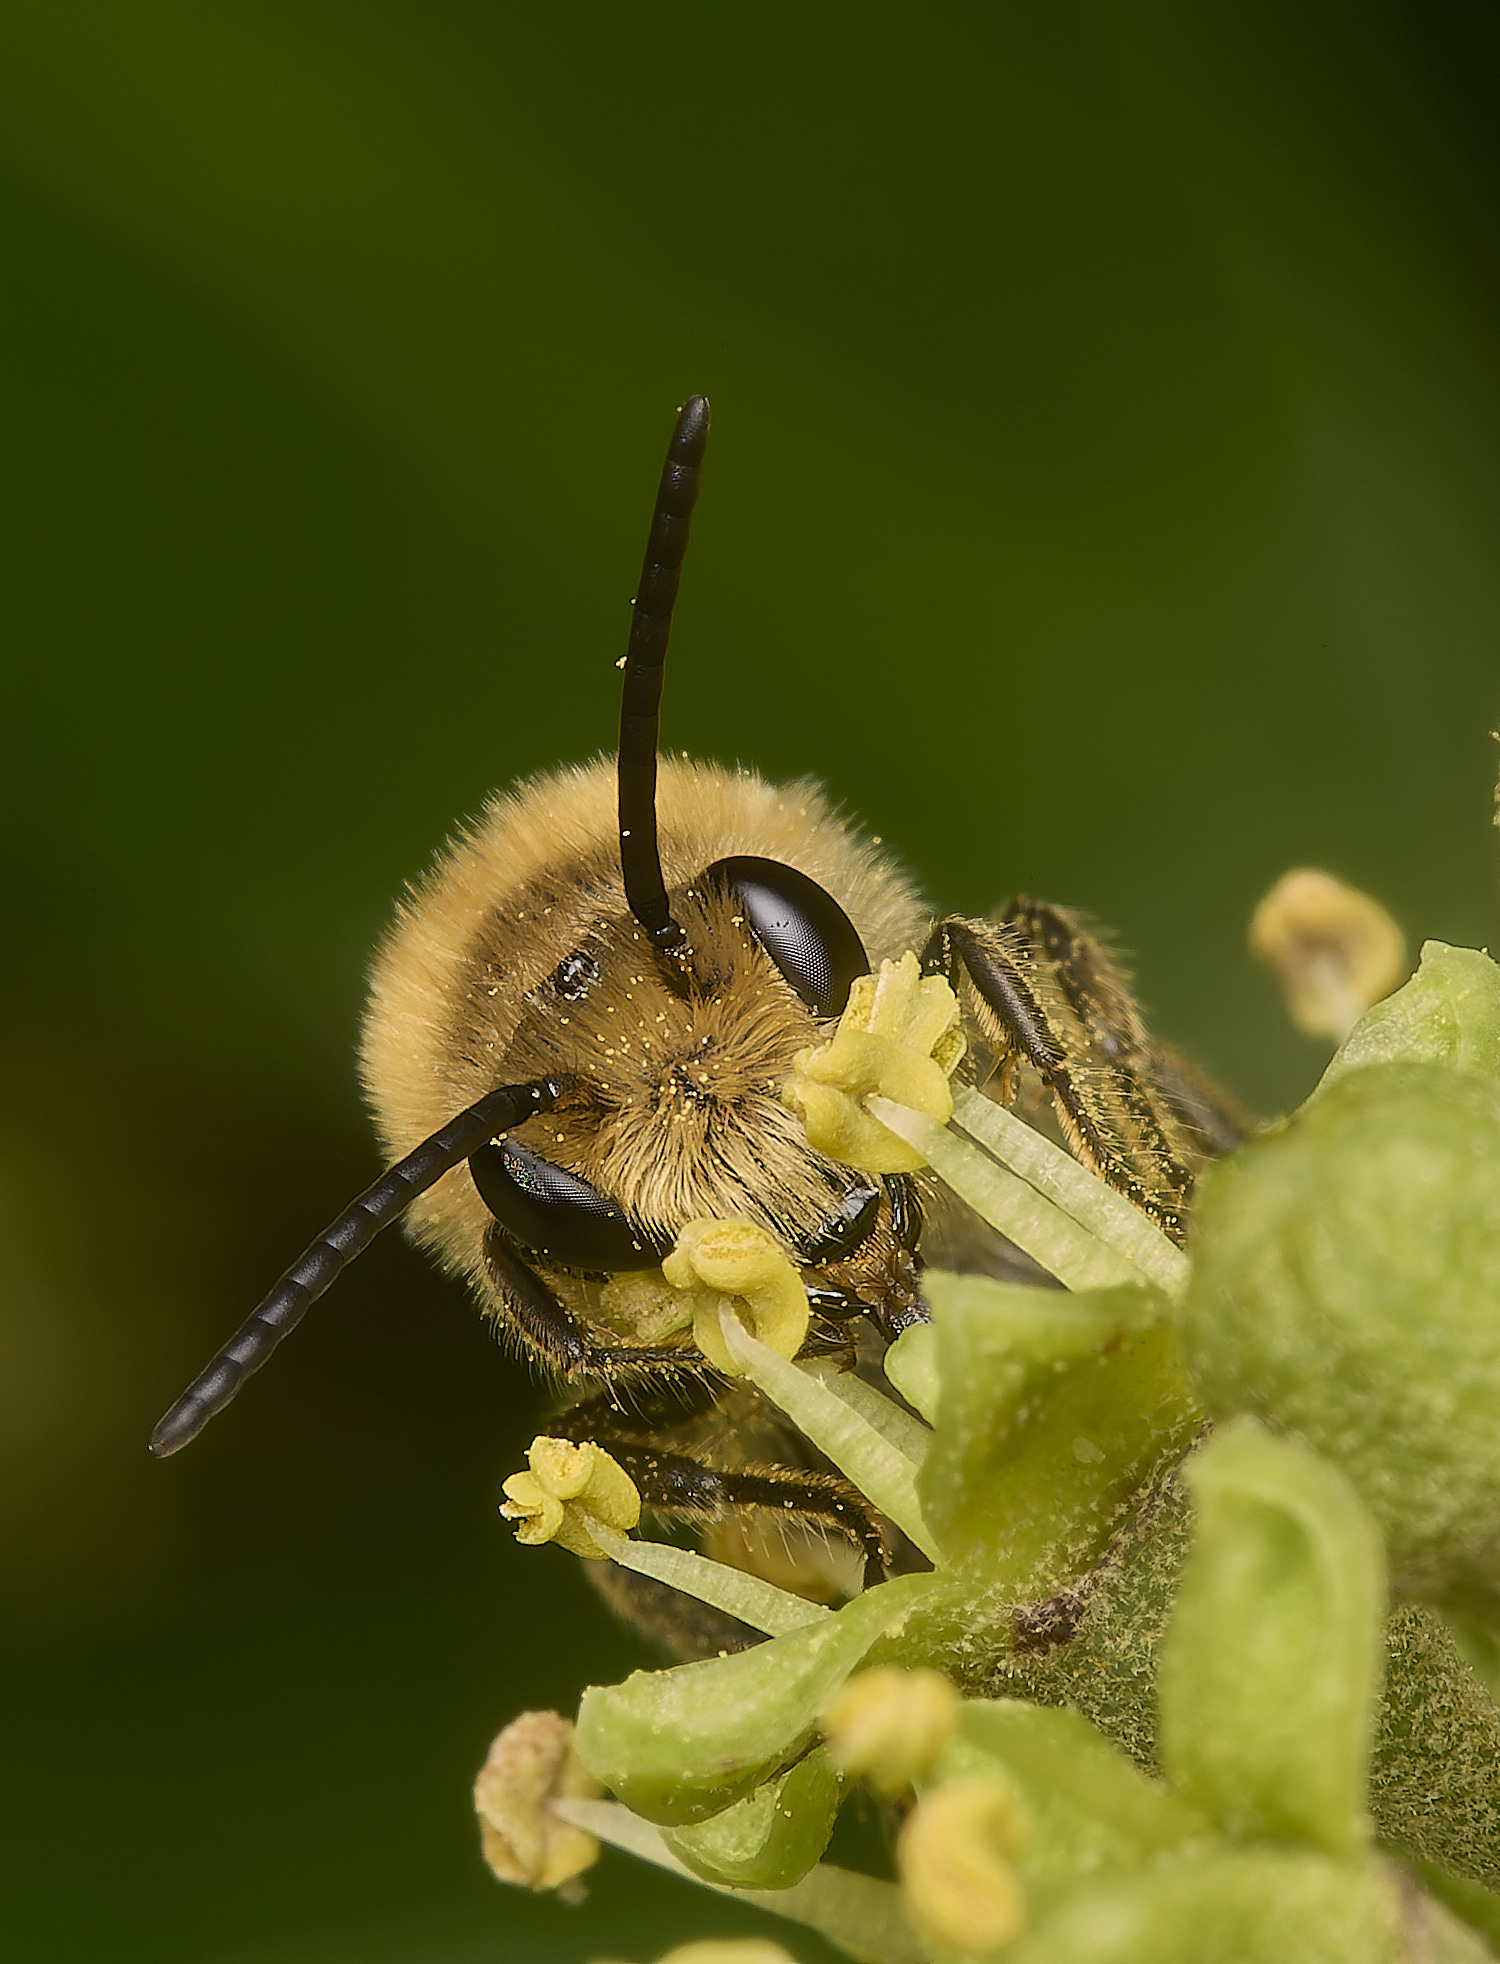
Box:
(923, 916, 1191, 1244)
(547, 1374, 723, 1441)
(1000, 895, 1252, 1161)
(1144, 1045, 1256, 1158)
(482, 1226, 715, 1384)
(583, 1443, 892, 1590)
(587, 1560, 764, 1660)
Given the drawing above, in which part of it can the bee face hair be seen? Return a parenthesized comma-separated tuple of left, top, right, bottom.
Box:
(359, 755, 926, 1302)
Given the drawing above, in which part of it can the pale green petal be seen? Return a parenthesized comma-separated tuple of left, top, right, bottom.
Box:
(1185, 1063, 1500, 1602)
(918, 1273, 1199, 1597)
(1321, 941, 1500, 1088)
(663, 1749, 844, 1889)
(573, 1573, 939, 1825)
(1005, 1849, 1409, 1964)
(1158, 1419, 1385, 1857)
(937, 1700, 1203, 1920)
(554, 1799, 925, 1964)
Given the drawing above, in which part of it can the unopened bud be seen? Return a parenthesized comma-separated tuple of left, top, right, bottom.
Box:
(474, 1710, 603, 1892)
(784, 953, 964, 1172)
(898, 1777, 1028, 1955)
(500, 1437, 641, 1560)
(1250, 869, 1407, 1044)
(663, 1217, 810, 1373)
(820, 1665, 959, 1796)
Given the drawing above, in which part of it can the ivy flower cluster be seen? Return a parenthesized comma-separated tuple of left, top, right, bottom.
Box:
(476, 877, 1500, 1964)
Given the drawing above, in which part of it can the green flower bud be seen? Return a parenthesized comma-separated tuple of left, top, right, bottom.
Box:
(1158, 1420, 1385, 1856)
(1320, 941, 1500, 1088)
(1003, 1850, 1416, 1964)
(661, 1749, 843, 1890)
(929, 1700, 1201, 1929)
(918, 1275, 1200, 1598)
(572, 1572, 938, 1825)
(1185, 1063, 1500, 1603)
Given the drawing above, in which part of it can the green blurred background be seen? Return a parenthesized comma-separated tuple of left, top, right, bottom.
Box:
(3, 3, 1499, 1958)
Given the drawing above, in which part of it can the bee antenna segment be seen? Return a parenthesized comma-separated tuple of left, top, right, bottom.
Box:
(617, 394, 710, 959)
(147, 1076, 569, 1457)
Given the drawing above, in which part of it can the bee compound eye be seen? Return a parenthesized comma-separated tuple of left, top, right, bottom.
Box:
(469, 1139, 670, 1273)
(703, 856, 870, 1019)
(800, 1181, 882, 1263)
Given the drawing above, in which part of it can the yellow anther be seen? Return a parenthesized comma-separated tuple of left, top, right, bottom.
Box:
(500, 1437, 641, 1561)
(783, 953, 965, 1172)
(473, 1709, 602, 1892)
(898, 1777, 1029, 1955)
(820, 1665, 960, 1796)
(663, 1217, 810, 1374)
(1250, 868, 1407, 1043)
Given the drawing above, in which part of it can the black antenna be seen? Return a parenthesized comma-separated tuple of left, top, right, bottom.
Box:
(148, 1076, 567, 1456)
(617, 394, 710, 955)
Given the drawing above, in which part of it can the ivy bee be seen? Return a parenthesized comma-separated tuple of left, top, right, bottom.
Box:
(151, 398, 1244, 1643)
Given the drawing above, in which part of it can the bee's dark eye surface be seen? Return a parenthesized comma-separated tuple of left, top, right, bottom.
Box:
(469, 1139, 669, 1272)
(800, 1181, 882, 1263)
(704, 856, 869, 1018)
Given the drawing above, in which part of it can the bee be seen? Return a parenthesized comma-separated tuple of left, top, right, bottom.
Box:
(151, 397, 1244, 1644)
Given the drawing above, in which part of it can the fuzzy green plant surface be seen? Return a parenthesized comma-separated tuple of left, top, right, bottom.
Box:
(539, 940, 1500, 1961)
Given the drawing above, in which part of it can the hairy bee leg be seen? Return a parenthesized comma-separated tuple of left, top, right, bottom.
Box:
(1002, 897, 1254, 1161)
(1002, 896, 1251, 1158)
(586, 1560, 764, 1660)
(547, 1375, 724, 1443)
(584, 1441, 891, 1589)
(1000, 894, 1201, 1192)
(1141, 1044, 1256, 1157)
(482, 1227, 716, 1383)
(923, 917, 1189, 1245)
